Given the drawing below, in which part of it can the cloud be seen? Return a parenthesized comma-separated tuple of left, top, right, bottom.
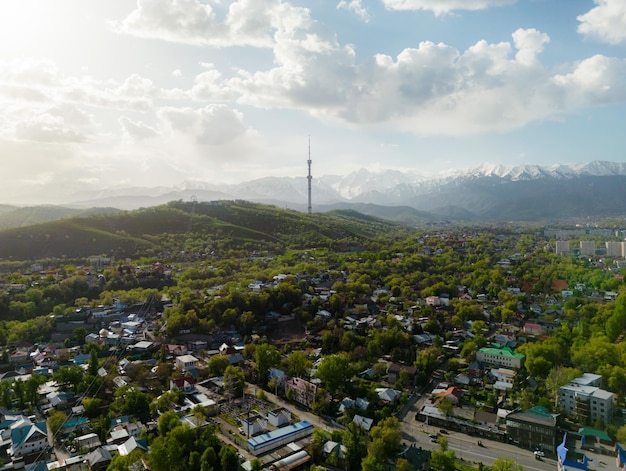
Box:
(14, 114, 85, 143)
(382, 0, 515, 15)
(553, 55, 626, 106)
(577, 0, 626, 44)
(228, 27, 626, 136)
(158, 104, 247, 146)
(337, 0, 370, 23)
(116, 0, 311, 48)
(119, 116, 160, 140)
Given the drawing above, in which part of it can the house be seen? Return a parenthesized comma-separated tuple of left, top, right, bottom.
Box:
(491, 368, 516, 391)
(523, 323, 546, 336)
(84, 447, 112, 471)
(352, 414, 373, 431)
(242, 415, 267, 437)
(376, 388, 401, 403)
(268, 368, 288, 389)
(338, 397, 355, 414)
(267, 408, 291, 427)
(285, 377, 317, 408)
(432, 386, 462, 405)
(170, 376, 196, 393)
(75, 432, 101, 452)
(323, 440, 346, 459)
(176, 354, 199, 373)
(8, 422, 48, 459)
(167, 344, 187, 356)
(387, 363, 418, 386)
(117, 436, 149, 456)
(425, 296, 441, 307)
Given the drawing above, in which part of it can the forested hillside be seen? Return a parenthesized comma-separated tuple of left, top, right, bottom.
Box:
(0, 200, 404, 262)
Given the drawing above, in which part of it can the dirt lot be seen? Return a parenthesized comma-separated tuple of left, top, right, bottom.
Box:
(266, 316, 306, 345)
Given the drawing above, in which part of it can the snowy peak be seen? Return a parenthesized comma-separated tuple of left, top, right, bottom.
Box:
(460, 160, 626, 181)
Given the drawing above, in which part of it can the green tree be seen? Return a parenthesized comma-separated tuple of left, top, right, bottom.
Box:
(223, 365, 245, 401)
(285, 350, 312, 379)
(255, 343, 281, 387)
(315, 352, 354, 399)
(492, 456, 524, 471)
(219, 445, 239, 471)
(342, 423, 369, 471)
(48, 410, 68, 441)
(207, 354, 230, 376)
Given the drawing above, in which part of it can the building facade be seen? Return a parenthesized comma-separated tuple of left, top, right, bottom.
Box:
(559, 377, 614, 426)
(476, 347, 525, 369)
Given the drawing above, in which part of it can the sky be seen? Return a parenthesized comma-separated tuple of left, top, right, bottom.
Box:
(0, 0, 625, 205)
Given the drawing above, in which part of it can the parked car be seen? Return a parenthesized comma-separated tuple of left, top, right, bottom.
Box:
(439, 429, 448, 434)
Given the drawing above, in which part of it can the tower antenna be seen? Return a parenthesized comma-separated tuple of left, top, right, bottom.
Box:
(307, 136, 312, 214)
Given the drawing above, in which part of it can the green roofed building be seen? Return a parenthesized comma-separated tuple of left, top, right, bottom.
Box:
(476, 347, 525, 369)
(506, 406, 560, 455)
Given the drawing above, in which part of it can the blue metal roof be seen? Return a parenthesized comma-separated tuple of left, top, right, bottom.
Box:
(247, 421, 313, 450)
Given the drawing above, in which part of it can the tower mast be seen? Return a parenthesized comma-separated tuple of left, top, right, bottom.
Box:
(307, 136, 312, 214)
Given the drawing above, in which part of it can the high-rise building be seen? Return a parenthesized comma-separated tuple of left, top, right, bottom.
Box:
(606, 241, 624, 257)
(555, 240, 570, 255)
(579, 240, 596, 256)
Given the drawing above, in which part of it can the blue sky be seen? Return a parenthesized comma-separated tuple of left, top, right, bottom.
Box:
(0, 0, 624, 204)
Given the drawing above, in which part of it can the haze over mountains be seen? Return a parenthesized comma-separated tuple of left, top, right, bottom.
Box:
(6, 160, 626, 224)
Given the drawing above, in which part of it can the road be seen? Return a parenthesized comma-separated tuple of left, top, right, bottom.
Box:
(401, 418, 556, 471)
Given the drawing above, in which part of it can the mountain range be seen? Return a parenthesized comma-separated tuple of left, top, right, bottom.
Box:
(7, 160, 626, 225)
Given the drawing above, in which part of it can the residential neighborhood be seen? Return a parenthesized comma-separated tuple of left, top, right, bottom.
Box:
(1, 225, 626, 471)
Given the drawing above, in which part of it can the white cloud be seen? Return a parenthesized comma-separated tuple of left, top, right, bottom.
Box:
(15, 114, 85, 143)
(382, 0, 515, 15)
(116, 0, 311, 48)
(119, 116, 160, 140)
(512, 28, 549, 66)
(158, 104, 247, 146)
(553, 55, 626, 106)
(337, 0, 370, 23)
(577, 0, 626, 44)
(228, 27, 626, 136)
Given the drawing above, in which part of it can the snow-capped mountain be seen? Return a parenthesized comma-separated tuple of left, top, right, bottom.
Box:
(66, 160, 626, 222)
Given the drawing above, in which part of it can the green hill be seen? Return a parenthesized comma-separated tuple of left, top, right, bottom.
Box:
(0, 205, 120, 230)
(0, 200, 406, 261)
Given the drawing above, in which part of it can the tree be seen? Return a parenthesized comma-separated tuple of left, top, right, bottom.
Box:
(285, 350, 312, 379)
(219, 445, 239, 471)
(430, 450, 456, 471)
(492, 457, 524, 471)
(113, 386, 150, 421)
(438, 398, 454, 418)
(367, 417, 402, 462)
(255, 343, 281, 387)
(315, 352, 354, 399)
(223, 365, 245, 401)
(88, 347, 99, 377)
(207, 354, 229, 376)
(342, 423, 369, 471)
(48, 410, 68, 441)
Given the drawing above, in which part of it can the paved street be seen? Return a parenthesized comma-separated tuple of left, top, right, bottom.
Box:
(400, 394, 557, 471)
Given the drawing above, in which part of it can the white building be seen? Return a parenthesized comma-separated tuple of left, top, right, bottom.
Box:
(559, 375, 614, 425)
(176, 354, 199, 372)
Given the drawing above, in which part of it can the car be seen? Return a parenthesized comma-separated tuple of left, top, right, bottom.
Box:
(534, 451, 545, 458)
(429, 434, 438, 439)
(439, 429, 448, 434)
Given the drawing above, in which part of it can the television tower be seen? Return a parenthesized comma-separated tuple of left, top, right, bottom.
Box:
(307, 136, 312, 214)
